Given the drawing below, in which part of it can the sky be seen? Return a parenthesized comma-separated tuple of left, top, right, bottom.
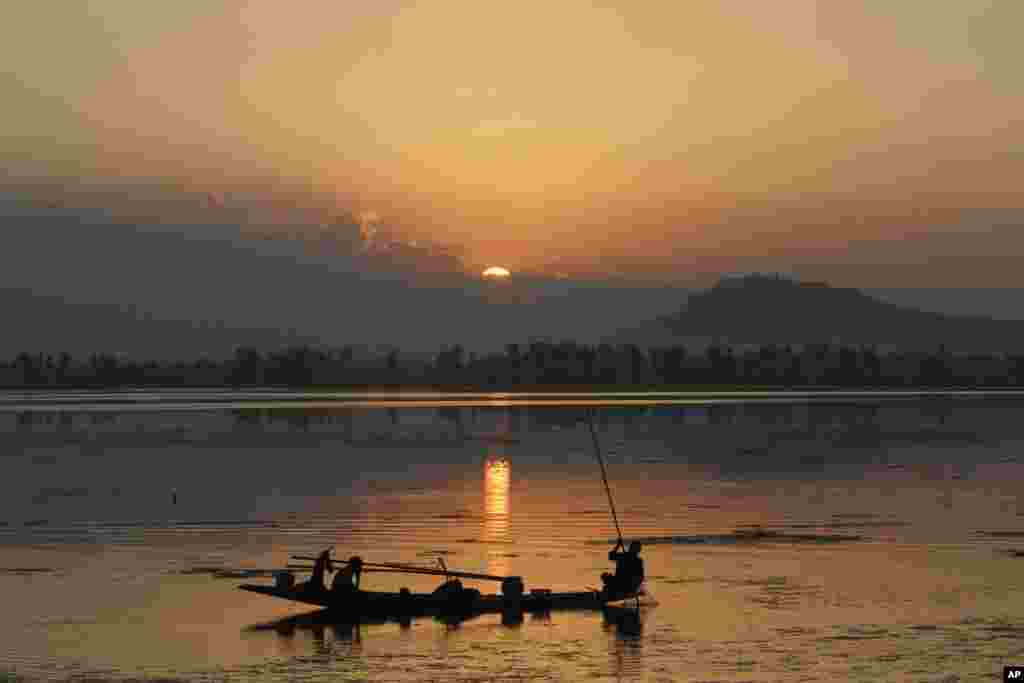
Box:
(4, 1, 1023, 285)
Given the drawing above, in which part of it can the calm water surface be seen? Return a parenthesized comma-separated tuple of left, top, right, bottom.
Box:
(2, 393, 1024, 681)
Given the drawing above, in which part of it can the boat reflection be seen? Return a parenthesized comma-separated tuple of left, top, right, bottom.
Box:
(244, 609, 371, 657)
(244, 609, 480, 643)
(483, 450, 511, 576)
(604, 604, 644, 680)
(244, 605, 640, 643)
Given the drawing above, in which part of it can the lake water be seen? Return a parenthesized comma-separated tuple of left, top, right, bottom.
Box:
(2, 391, 1024, 682)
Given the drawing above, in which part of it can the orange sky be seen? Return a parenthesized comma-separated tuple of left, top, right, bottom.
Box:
(4, 1, 1023, 284)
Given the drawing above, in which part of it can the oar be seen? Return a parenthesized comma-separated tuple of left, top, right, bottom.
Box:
(360, 567, 507, 581)
(286, 563, 505, 582)
(291, 555, 454, 572)
(289, 556, 508, 582)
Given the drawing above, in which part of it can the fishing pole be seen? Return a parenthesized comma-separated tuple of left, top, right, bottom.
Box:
(586, 407, 624, 549)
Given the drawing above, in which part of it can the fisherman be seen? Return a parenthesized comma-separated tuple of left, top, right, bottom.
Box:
(306, 548, 334, 594)
(601, 540, 644, 600)
(330, 556, 363, 598)
(431, 576, 480, 616)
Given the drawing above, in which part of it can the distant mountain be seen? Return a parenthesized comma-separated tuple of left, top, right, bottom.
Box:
(864, 288, 1024, 322)
(0, 201, 688, 358)
(610, 274, 1024, 353)
(0, 288, 324, 360)
(7, 199, 1021, 359)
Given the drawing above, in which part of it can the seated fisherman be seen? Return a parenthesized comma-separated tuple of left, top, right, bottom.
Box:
(330, 556, 363, 598)
(302, 548, 334, 596)
(601, 540, 644, 600)
(307, 548, 331, 593)
(431, 577, 480, 615)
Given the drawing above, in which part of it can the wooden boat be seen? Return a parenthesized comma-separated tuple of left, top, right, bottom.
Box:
(240, 410, 646, 623)
(238, 580, 610, 619)
(238, 556, 622, 620)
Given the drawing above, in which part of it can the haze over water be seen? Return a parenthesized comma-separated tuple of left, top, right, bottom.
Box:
(3, 392, 1024, 681)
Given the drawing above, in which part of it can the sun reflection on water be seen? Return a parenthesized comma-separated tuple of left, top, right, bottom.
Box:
(483, 452, 511, 576)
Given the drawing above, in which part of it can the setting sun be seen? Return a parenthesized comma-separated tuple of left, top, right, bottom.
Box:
(482, 266, 511, 279)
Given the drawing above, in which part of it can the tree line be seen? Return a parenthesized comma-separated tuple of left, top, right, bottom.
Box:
(2, 342, 1023, 389)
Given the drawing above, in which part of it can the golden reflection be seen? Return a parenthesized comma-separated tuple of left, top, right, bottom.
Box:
(483, 449, 511, 576)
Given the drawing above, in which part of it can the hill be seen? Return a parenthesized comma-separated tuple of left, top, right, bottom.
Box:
(610, 274, 1024, 353)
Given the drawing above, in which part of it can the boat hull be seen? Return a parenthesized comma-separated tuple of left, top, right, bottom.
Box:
(238, 583, 608, 618)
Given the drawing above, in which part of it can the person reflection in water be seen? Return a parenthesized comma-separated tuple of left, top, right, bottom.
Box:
(601, 541, 644, 601)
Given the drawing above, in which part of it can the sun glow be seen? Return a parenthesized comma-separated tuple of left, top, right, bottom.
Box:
(482, 266, 511, 278)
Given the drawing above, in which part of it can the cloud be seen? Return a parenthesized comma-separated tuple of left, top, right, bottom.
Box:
(471, 116, 538, 138)
(5, 1, 1023, 285)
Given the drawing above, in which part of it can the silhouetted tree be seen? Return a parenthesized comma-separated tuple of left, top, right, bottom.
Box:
(2, 340, 1024, 390)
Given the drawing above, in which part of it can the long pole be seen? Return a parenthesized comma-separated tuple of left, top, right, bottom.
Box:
(289, 557, 508, 583)
(586, 408, 623, 547)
